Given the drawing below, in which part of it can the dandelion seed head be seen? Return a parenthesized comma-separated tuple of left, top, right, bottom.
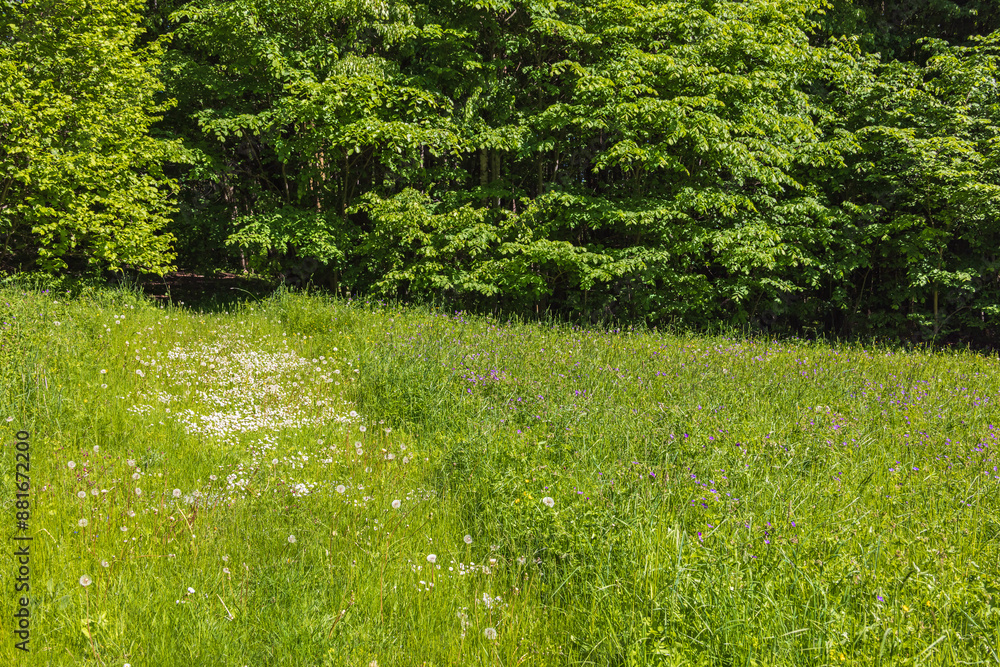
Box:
(77, 491, 86, 499)
(79, 575, 92, 587)
(542, 496, 555, 508)
(427, 554, 437, 564)
(484, 627, 497, 640)
(464, 535, 473, 545)
(391, 499, 401, 509)
(288, 535, 297, 543)
(67, 461, 76, 469)
(78, 518, 88, 527)
(172, 488, 182, 498)
(336, 485, 346, 494)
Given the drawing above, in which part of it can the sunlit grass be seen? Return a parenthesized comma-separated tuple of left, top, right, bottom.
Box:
(1, 286, 998, 666)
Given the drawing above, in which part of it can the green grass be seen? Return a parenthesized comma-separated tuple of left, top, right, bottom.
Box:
(1, 286, 998, 666)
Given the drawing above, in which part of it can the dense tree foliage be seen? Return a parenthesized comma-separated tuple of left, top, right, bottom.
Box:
(3, 0, 999, 343)
(821, 0, 1000, 60)
(0, 0, 179, 273)
(825, 34, 1000, 340)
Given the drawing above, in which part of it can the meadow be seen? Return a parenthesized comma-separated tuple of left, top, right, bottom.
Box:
(0, 285, 998, 666)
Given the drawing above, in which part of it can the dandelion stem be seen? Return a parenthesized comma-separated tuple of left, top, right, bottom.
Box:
(327, 592, 355, 639)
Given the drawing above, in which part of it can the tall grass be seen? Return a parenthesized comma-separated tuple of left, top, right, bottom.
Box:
(1, 286, 997, 666)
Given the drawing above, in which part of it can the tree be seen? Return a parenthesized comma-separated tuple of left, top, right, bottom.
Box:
(0, 0, 179, 274)
(826, 33, 1000, 341)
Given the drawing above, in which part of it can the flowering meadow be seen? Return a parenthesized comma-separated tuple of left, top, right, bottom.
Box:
(1, 286, 998, 666)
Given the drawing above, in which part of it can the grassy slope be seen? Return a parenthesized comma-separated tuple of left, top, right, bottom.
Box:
(0, 287, 998, 666)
